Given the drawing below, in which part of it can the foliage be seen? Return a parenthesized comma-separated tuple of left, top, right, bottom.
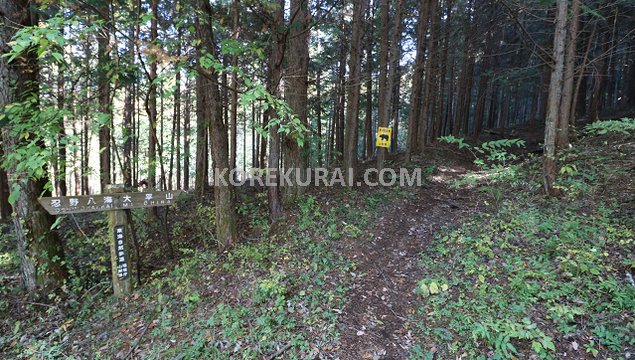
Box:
(439, 136, 526, 206)
(410, 131, 635, 359)
(584, 117, 635, 135)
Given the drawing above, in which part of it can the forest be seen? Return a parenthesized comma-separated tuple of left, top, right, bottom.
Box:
(1, 0, 634, 358)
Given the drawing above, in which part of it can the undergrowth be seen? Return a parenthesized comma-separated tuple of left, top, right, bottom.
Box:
(410, 121, 635, 359)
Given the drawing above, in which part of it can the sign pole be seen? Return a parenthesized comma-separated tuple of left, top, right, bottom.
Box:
(107, 184, 133, 296)
(38, 187, 184, 296)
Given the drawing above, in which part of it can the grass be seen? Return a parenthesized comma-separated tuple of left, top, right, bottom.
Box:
(409, 123, 635, 359)
(2, 185, 394, 358)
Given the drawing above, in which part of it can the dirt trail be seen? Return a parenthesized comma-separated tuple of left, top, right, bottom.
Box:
(335, 164, 481, 359)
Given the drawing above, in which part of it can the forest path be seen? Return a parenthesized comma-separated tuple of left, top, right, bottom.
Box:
(334, 163, 481, 359)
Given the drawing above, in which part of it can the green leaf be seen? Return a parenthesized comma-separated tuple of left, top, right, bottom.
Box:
(8, 184, 21, 205)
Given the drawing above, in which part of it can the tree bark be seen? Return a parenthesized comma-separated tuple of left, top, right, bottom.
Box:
(343, 0, 367, 183)
(196, 0, 238, 246)
(147, 0, 158, 191)
(376, 0, 389, 168)
(544, 0, 568, 196)
(97, 2, 111, 192)
(183, 80, 191, 191)
(405, 0, 431, 160)
(417, 0, 439, 148)
(378, 0, 404, 167)
(1, 0, 67, 290)
(284, 0, 310, 199)
(266, 0, 285, 221)
(123, 24, 135, 188)
(556, 0, 580, 150)
(363, 4, 374, 160)
(229, 0, 240, 172)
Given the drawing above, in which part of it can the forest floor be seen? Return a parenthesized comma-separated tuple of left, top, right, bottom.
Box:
(1, 119, 634, 359)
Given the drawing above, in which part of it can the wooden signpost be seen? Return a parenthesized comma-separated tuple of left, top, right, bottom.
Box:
(38, 186, 184, 297)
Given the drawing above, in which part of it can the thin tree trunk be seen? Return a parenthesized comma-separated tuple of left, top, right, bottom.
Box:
(183, 80, 191, 191)
(343, 0, 368, 181)
(390, 66, 401, 152)
(284, 0, 310, 199)
(417, 0, 438, 149)
(175, 41, 182, 189)
(0, 145, 10, 219)
(55, 56, 67, 196)
(266, 0, 285, 221)
(544, 0, 568, 196)
(556, 0, 580, 149)
(229, 0, 240, 172)
(316, 71, 323, 167)
(97, 2, 111, 191)
(376, 0, 390, 168)
(590, 25, 610, 121)
(363, 4, 374, 160)
(197, 0, 238, 246)
(147, 0, 158, 191)
(405, 0, 431, 160)
(335, 33, 347, 163)
(378, 0, 404, 166)
(437, 0, 453, 138)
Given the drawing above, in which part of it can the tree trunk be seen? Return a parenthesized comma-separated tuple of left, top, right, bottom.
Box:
(183, 80, 191, 191)
(473, 28, 496, 141)
(335, 36, 347, 163)
(417, 0, 438, 149)
(55, 58, 67, 196)
(197, 0, 238, 246)
(376, 0, 389, 168)
(123, 24, 135, 188)
(97, 2, 111, 192)
(342, 0, 367, 183)
(390, 67, 401, 152)
(229, 0, 240, 172)
(556, 0, 580, 150)
(175, 44, 182, 189)
(266, 0, 285, 221)
(316, 71, 323, 167)
(378, 0, 404, 167)
(0, 145, 10, 219)
(0, 0, 67, 290)
(405, 0, 431, 160)
(284, 0, 310, 199)
(590, 25, 610, 121)
(147, 0, 158, 191)
(544, 0, 568, 196)
(363, 4, 374, 160)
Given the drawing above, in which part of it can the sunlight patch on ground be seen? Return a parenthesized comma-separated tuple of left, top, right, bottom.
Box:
(431, 166, 464, 184)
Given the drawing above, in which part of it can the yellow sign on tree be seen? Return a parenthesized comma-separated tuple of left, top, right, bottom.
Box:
(376, 127, 392, 148)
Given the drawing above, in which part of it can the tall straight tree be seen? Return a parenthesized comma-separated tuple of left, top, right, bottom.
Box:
(556, 0, 580, 150)
(147, 0, 158, 190)
(123, 23, 135, 188)
(196, 0, 238, 246)
(266, 0, 285, 221)
(97, 0, 111, 191)
(405, 0, 431, 160)
(343, 0, 368, 182)
(417, 0, 439, 148)
(229, 0, 240, 172)
(0, 0, 67, 290)
(376, 0, 390, 170)
(284, 0, 310, 200)
(183, 80, 191, 190)
(543, 0, 568, 196)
